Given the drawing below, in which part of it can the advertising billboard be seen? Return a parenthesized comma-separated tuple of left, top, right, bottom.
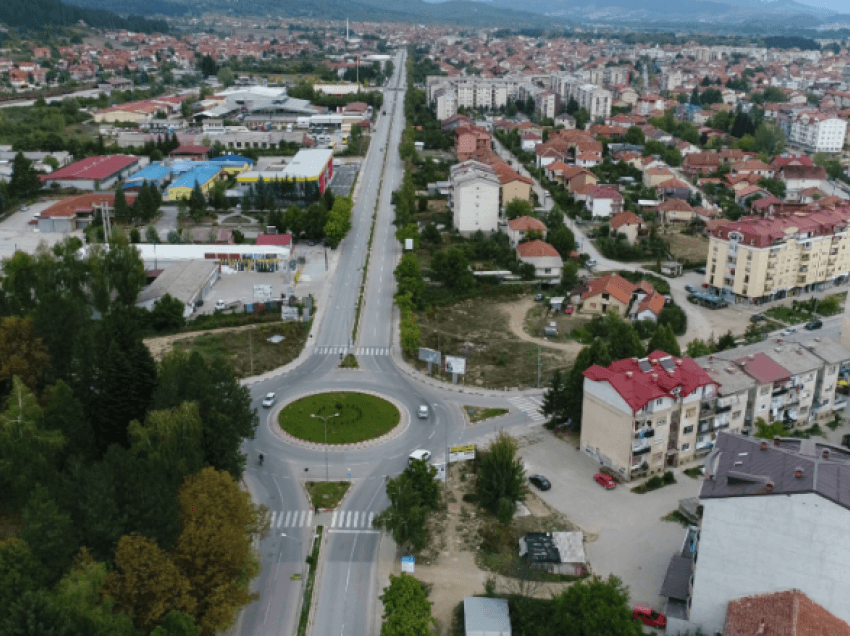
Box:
(444, 356, 466, 375)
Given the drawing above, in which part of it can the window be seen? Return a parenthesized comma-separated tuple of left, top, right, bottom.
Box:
(681, 443, 691, 452)
(656, 399, 664, 406)
(732, 411, 741, 419)
(656, 418, 666, 426)
(759, 404, 766, 411)
(685, 407, 696, 418)
(683, 425, 694, 435)
(760, 386, 770, 396)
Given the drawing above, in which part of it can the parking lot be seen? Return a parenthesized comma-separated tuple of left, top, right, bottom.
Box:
(0, 200, 84, 261)
(330, 163, 360, 197)
(519, 432, 701, 612)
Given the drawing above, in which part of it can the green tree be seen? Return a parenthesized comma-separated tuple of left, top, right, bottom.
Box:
(477, 433, 526, 524)
(20, 485, 78, 585)
(658, 304, 688, 336)
(394, 252, 424, 308)
(685, 339, 713, 358)
(128, 402, 205, 482)
(3, 590, 76, 636)
(541, 369, 569, 428)
(559, 261, 580, 293)
(41, 380, 97, 466)
(563, 337, 613, 429)
(373, 469, 431, 552)
(88, 233, 146, 313)
(150, 293, 186, 332)
(150, 611, 201, 636)
(547, 225, 575, 260)
(379, 573, 436, 636)
(552, 575, 643, 636)
(9, 152, 41, 199)
(505, 198, 534, 220)
(216, 66, 234, 87)
(758, 178, 786, 199)
(623, 126, 644, 145)
(0, 316, 51, 391)
(399, 310, 422, 355)
(753, 122, 785, 156)
(0, 539, 43, 614)
(647, 324, 681, 357)
(606, 312, 646, 361)
(146, 225, 160, 243)
(113, 187, 131, 225)
(395, 223, 419, 249)
(716, 330, 737, 351)
(430, 247, 474, 291)
(421, 223, 441, 245)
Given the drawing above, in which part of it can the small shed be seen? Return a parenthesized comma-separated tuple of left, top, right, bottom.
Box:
(549, 296, 566, 312)
(519, 532, 587, 576)
(660, 261, 683, 277)
(464, 597, 511, 636)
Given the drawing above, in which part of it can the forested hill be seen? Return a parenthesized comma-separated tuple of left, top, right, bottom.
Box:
(0, 0, 168, 34)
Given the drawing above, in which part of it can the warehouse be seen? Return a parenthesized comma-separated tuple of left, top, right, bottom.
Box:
(133, 244, 292, 271)
(237, 149, 334, 194)
(40, 155, 140, 191)
(166, 165, 225, 201)
(38, 192, 136, 233)
(136, 260, 220, 318)
(122, 163, 171, 191)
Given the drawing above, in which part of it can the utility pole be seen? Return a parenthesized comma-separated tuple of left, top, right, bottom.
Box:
(249, 328, 253, 376)
(537, 345, 542, 388)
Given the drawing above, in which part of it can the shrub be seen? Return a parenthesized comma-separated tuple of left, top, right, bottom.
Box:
(663, 471, 676, 485)
(646, 475, 664, 490)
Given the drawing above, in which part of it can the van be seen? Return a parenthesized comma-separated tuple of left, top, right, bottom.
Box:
(409, 449, 431, 464)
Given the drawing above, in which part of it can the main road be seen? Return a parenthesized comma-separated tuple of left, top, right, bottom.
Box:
(237, 51, 542, 636)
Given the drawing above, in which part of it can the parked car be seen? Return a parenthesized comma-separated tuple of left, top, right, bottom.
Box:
(594, 473, 617, 489)
(418, 405, 429, 419)
(694, 266, 706, 274)
(534, 293, 545, 302)
(781, 327, 797, 336)
(805, 319, 823, 330)
(574, 241, 581, 249)
(750, 314, 766, 323)
(261, 392, 276, 408)
(564, 305, 574, 315)
(528, 474, 551, 491)
(409, 449, 431, 464)
(585, 259, 597, 269)
(685, 284, 697, 293)
(633, 606, 667, 628)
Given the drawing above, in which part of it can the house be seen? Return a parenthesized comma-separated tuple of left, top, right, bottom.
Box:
(520, 132, 541, 152)
(579, 273, 635, 317)
(609, 211, 643, 244)
(657, 198, 694, 223)
(170, 144, 210, 161)
(576, 151, 601, 168)
(450, 160, 501, 235)
(563, 166, 599, 194)
(488, 160, 533, 208)
(506, 216, 547, 247)
(780, 164, 827, 196)
(643, 166, 677, 188)
(656, 178, 692, 200)
(682, 152, 721, 177)
(629, 291, 666, 322)
(685, 433, 850, 634)
(519, 532, 587, 576)
(464, 598, 511, 636)
(731, 159, 774, 179)
(515, 240, 562, 278)
(554, 113, 576, 129)
(585, 187, 624, 218)
(722, 590, 850, 636)
(455, 126, 491, 161)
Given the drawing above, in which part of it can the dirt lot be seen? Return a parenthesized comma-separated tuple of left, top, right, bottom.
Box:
(144, 321, 309, 378)
(664, 230, 709, 264)
(411, 298, 576, 389)
(414, 450, 581, 636)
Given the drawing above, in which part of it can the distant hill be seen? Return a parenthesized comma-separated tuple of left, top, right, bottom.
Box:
(0, 0, 168, 33)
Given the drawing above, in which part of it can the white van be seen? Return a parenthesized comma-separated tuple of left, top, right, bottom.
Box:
(418, 405, 429, 419)
(409, 449, 431, 464)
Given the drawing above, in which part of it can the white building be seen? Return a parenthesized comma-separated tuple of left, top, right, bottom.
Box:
(789, 112, 847, 154)
(549, 73, 612, 120)
(515, 240, 563, 278)
(684, 433, 850, 635)
(433, 88, 457, 121)
(450, 160, 501, 235)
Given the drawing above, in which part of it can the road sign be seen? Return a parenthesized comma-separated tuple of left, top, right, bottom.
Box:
(444, 356, 466, 375)
(405, 238, 414, 250)
(418, 347, 441, 364)
(450, 444, 476, 462)
(401, 556, 415, 573)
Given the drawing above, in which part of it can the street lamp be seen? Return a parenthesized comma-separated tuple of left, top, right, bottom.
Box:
(310, 413, 340, 482)
(280, 532, 306, 602)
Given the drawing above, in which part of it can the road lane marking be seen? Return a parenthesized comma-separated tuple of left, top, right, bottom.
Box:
(328, 529, 380, 534)
(331, 511, 338, 528)
(368, 512, 375, 528)
(299, 511, 306, 527)
(270, 511, 277, 527)
(307, 510, 313, 527)
(346, 511, 352, 528)
(284, 511, 292, 527)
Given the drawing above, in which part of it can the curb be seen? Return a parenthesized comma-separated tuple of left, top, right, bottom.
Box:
(301, 479, 353, 513)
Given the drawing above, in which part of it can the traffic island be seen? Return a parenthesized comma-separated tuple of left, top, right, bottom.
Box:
(277, 391, 400, 444)
(305, 481, 350, 510)
(297, 526, 323, 636)
(339, 353, 359, 369)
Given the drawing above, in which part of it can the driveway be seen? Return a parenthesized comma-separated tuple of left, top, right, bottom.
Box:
(152, 205, 179, 240)
(519, 431, 701, 610)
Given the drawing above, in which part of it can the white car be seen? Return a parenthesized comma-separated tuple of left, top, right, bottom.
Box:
(262, 392, 276, 408)
(409, 449, 431, 464)
(781, 327, 797, 336)
(418, 405, 429, 419)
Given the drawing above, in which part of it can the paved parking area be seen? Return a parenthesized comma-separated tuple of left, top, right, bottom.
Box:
(0, 200, 84, 260)
(519, 432, 701, 611)
(330, 164, 359, 197)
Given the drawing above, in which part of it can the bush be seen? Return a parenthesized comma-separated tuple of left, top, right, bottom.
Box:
(646, 475, 663, 489)
(663, 470, 676, 485)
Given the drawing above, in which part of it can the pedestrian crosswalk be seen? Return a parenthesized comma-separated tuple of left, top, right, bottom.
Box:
(330, 510, 376, 530)
(315, 346, 390, 357)
(508, 396, 546, 423)
(270, 510, 314, 529)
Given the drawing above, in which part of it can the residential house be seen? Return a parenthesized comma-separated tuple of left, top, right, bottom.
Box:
(576, 151, 601, 168)
(579, 273, 634, 317)
(657, 198, 695, 223)
(732, 159, 774, 179)
(450, 160, 501, 235)
(682, 152, 721, 177)
(506, 215, 547, 247)
(515, 240, 562, 278)
(722, 590, 850, 636)
(629, 291, 667, 322)
(609, 211, 643, 244)
(585, 187, 624, 218)
(455, 126, 492, 162)
(656, 178, 692, 200)
(781, 164, 827, 196)
(643, 166, 677, 188)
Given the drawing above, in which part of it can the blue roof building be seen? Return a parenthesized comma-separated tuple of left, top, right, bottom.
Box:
(166, 165, 224, 201)
(210, 154, 254, 167)
(123, 163, 172, 189)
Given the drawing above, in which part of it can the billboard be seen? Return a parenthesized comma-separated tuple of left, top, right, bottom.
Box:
(418, 347, 441, 364)
(405, 238, 414, 251)
(449, 444, 476, 462)
(444, 356, 466, 375)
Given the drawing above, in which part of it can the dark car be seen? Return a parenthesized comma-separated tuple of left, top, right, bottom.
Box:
(806, 319, 823, 330)
(750, 314, 767, 323)
(685, 284, 697, 293)
(529, 475, 551, 491)
(695, 266, 707, 274)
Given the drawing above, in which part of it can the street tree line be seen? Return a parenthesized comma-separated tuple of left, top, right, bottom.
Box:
(0, 237, 262, 635)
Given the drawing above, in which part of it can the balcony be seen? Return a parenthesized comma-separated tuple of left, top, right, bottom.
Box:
(698, 421, 711, 434)
(632, 440, 651, 456)
(694, 442, 713, 455)
(716, 403, 732, 414)
(773, 386, 789, 396)
(700, 400, 716, 415)
(634, 426, 655, 439)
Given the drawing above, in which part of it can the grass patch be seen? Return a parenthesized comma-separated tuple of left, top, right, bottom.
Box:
(296, 526, 323, 636)
(305, 481, 350, 509)
(464, 406, 509, 423)
(339, 354, 359, 368)
(683, 466, 704, 479)
(662, 510, 692, 526)
(171, 322, 309, 378)
(789, 423, 826, 439)
(631, 471, 677, 494)
(278, 392, 400, 444)
(666, 231, 710, 264)
(764, 306, 816, 325)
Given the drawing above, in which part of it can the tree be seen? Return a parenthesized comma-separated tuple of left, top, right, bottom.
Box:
(716, 330, 737, 351)
(685, 339, 713, 358)
(0, 539, 43, 615)
(647, 324, 681, 357)
(477, 433, 526, 524)
(559, 261, 579, 293)
(623, 126, 644, 145)
(150, 294, 186, 332)
(0, 316, 50, 391)
(421, 223, 441, 245)
(753, 122, 785, 156)
(152, 351, 259, 480)
(403, 458, 439, 511)
(172, 468, 262, 635)
(128, 402, 205, 483)
(658, 304, 687, 336)
(541, 369, 569, 428)
(19, 485, 78, 585)
(563, 337, 612, 430)
(552, 575, 643, 636)
(198, 56, 217, 77)
(113, 187, 131, 225)
(606, 312, 646, 361)
(394, 252, 424, 308)
(505, 198, 534, 220)
(9, 153, 41, 199)
(216, 66, 234, 87)
(150, 611, 201, 636)
(129, 227, 141, 243)
(105, 535, 196, 633)
(430, 247, 474, 291)
(146, 225, 160, 243)
(88, 233, 146, 312)
(546, 225, 575, 261)
(379, 573, 436, 636)
(3, 590, 76, 636)
(372, 469, 431, 552)
(42, 380, 97, 466)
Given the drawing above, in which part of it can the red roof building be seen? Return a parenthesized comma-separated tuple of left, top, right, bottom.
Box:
(170, 145, 210, 161)
(41, 155, 140, 190)
(724, 589, 850, 636)
(256, 233, 293, 247)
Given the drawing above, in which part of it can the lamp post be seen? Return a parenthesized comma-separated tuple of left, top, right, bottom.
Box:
(280, 532, 306, 602)
(311, 413, 339, 482)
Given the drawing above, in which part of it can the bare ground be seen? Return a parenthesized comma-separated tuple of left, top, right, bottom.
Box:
(143, 323, 269, 361)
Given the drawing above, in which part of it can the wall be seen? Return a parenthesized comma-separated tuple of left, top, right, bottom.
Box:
(580, 293, 628, 317)
(453, 178, 500, 234)
(581, 379, 633, 475)
(689, 493, 850, 634)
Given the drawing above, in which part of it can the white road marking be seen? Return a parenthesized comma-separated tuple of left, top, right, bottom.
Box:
(298, 511, 306, 527)
(284, 511, 292, 527)
(331, 511, 338, 528)
(307, 510, 313, 527)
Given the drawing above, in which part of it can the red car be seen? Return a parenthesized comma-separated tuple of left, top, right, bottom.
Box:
(594, 473, 617, 489)
(564, 304, 574, 315)
(633, 605, 667, 628)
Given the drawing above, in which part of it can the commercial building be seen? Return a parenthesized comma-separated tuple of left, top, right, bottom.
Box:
(704, 206, 850, 303)
(681, 433, 850, 634)
(236, 149, 334, 194)
(789, 112, 847, 154)
(40, 155, 140, 191)
(132, 243, 291, 272)
(122, 163, 172, 191)
(136, 260, 220, 318)
(581, 351, 720, 480)
(167, 165, 224, 201)
(449, 160, 501, 235)
(37, 193, 135, 233)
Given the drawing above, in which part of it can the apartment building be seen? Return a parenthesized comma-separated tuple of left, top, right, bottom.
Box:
(789, 112, 847, 154)
(705, 207, 850, 303)
(449, 160, 501, 235)
(588, 65, 628, 88)
(581, 351, 720, 480)
(679, 433, 850, 635)
(549, 73, 613, 120)
(433, 88, 457, 121)
(426, 76, 521, 113)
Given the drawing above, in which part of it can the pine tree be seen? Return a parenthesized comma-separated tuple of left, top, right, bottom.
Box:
(647, 324, 681, 357)
(9, 153, 41, 199)
(113, 187, 131, 224)
(541, 369, 569, 428)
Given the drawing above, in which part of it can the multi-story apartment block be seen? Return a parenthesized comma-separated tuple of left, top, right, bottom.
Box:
(581, 351, 720, 480)
(433, 88, 457, 121)
(705, 207, 850, 303)
(673, 433, 850, 635)
(426, 76, 521, 113)
(589, 66, 628, 88)
(548, 73, 612, 120)
(449, 160, 501, 235)
(789, 112, 847, 154)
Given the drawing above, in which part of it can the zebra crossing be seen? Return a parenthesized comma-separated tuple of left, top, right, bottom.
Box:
(330, 509, 376, 530)
(315, 346, 390, 357)
(270, 510, 314, 529)
(508, 396, 546, 423)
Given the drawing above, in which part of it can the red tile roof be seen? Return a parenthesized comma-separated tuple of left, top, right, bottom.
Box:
(636, 291, 666, 316)
(256, 233, 292, 246)
(609, 211, 642, 230)
(711, 206, 850, 248)
(508, 216, 546, 232)
(40, 193, 136, 218)
(724, 589, 850, 636)
(733, 352, 790, 385)
(41, 155, 138, 182)
(588, 187, 623, 201)
(581, 273, 635, 305)
(583, 351, 717, 412)
(516, 240, 560, 258)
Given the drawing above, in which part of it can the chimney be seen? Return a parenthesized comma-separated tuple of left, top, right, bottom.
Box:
(651, 373, 658, 381)
(760, 441, 768, 451)
(765, 481, 774, 493)
(676, 358, 683, 365)
(773, 437, 781, 446)
(795, 467, 804, 479)
(823, 449, 830, 460)
(626, 371, 633, 378)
